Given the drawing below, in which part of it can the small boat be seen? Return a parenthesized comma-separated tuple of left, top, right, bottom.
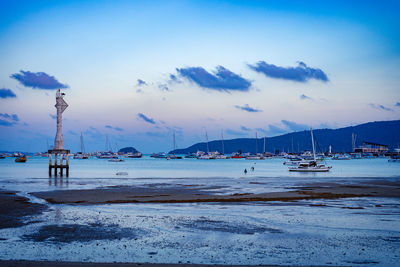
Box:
(15, 155, 27, 162)
(125, 152, 142, 158)
(166, 154, 182, 160)
(109, 158, 124, 162)
(245, 154, 265, 160)
(151, 152, 167, 158)
(231, 152, 243, 159)
(388, 155, 400, 162)
(288, 128, 332, 172)
(332, 154, 351, 160)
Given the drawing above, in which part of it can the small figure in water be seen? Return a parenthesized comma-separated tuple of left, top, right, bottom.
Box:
(244, 168, 247, 174)
(251, 166, 254, 171)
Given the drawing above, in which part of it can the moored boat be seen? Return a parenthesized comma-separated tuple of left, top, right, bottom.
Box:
(15, 155, 27, 162)
(288, 128, 332, 172)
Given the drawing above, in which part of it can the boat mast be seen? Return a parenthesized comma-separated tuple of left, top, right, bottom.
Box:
(206, 131, 209, 154)
(255, 132, 258, 154)
(263, 136, 266, 154)
(310, 127, 316, 161)
(173, 131, 176, 151)
(80, 132, 85, 153)
(221, 130, 225, 155)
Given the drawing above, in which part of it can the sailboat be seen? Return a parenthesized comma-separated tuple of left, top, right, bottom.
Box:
(245, 132, 265, 160)
(74, 133, 89, 159)
(288, 128, 332, 172)
(197, 131, 217, 159)
(215, 131, 229, 159)
(167, 132, 182, 159)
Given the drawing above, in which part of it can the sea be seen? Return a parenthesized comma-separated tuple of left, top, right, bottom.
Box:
(0, 156, 399, 266)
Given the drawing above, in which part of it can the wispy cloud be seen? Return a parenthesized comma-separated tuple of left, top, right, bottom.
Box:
(158, 84, 170, 92)
(225, 128, 248, 136)
(49, 114, 57, 119)
(10, 70, 68, 90)
(137, 113, 156, 124)
(105, 125, 124, 131)
(255, 128, 269, 135)
(137, 79, 147, 86)
(176, 66, 251, 92)
(169, 74, 181, 84)
(0, 88, 16, 99)
(395, 102, 400, 107)
(369, 103, 393, 111)
(300, 94, 312, 100)
(0, 113, 19, 127)
(234, 104, 262, 112)
(240, 126, 251, 131)
(248, 61, 328, 83)
(281, 120, 309, 131)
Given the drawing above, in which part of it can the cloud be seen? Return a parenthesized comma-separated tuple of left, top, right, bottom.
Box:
(281, 120, 309, 131)
(240, 126, 251, 131)
(137, 113, 155, 124)
(169, 74, 181, 84)
(105, 125, 124, 131)
(300, 94, 312, 100)
(49, 114, 57, 119)
(158, 84, 170, 92)
(225, 129, 248, 136)
(255, 128, 269, 135)
(0, 113, 19, 126)
(248, 61, 328, 83)
(176, 66, 251, 92)
(0, 88, 16, 98)
(369, 103, 393, 111)
(396, 102, 400, 107)
(234, 104, 262, 112)
(10, 70, 68, 90)
(267, 124, 287, 135)
(137, 79, 147, 86)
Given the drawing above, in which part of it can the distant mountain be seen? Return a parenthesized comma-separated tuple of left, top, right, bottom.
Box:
(170, 120, 400, 154)
(118, 147, 139, 153)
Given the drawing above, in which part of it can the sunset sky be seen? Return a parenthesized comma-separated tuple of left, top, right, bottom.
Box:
(0, 0, 399, 153)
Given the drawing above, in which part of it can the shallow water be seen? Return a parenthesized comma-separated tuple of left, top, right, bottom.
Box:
(0, 156, 399, 266)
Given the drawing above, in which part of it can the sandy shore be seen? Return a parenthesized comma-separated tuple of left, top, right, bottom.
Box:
(31, 180, 400, 205)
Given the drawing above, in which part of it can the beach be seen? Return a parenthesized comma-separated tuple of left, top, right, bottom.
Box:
(0, 157, 399, 266)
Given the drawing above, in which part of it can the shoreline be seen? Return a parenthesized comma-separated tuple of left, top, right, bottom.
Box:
(0, 260, 296, 267)
(30, 180, 400, 205)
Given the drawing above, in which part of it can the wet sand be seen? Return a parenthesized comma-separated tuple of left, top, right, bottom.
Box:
(0, 261, 287, 267)
(31, 180, 400, 205)
(0, 190, 47, 229)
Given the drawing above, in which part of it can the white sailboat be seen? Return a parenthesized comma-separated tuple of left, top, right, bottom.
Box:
(167, 131, 182, 159)
(288, 128, 332, 172)
(74, 132, 89, 159)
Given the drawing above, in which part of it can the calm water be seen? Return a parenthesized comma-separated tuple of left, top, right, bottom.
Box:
(0, 156, 399, 266)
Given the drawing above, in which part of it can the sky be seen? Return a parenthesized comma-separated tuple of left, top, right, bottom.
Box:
(0, 0, 399, 153)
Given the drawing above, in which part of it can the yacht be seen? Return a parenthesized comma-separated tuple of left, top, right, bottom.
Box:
(288, 128, 332, 172)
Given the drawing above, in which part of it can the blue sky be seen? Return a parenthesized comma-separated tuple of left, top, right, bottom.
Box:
(0, 0, 399, 153)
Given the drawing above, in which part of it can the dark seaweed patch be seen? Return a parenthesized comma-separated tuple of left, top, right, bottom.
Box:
(23, 223, 144, 243)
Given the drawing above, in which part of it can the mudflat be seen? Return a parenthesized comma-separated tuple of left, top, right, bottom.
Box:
(0, 190, 47, 229)
(30, 180, 400, 205)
